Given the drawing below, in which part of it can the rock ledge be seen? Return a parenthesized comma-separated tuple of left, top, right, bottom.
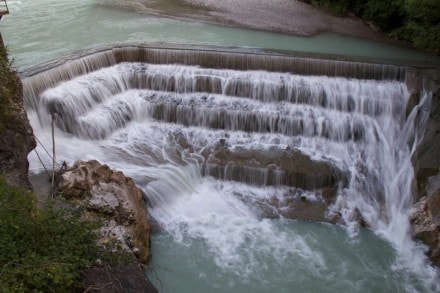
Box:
(57, 160, 151, 263)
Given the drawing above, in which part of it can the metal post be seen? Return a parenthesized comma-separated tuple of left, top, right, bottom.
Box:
(51, 114, 56, 189)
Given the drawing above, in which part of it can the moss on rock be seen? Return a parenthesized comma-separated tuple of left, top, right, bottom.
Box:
(0, 34, 36, 188)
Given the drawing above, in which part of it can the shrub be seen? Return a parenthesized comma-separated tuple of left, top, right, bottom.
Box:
(0, 179, 98, 292)
(299, 0, 440, 54)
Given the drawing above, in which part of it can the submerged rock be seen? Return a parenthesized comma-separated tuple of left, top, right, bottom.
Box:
(201, 142, 347, 190)
(253, 192, 335, 223)
(57, 160, 151, 263)
(238, 186, 339, 223)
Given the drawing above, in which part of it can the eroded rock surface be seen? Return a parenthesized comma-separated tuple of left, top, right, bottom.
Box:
(410, 191, 440, 265)
(410, 69, 440, 265)
(201, 141, 347, 191)
(58, 160, 151, 263)
(0, 36, 36, 188)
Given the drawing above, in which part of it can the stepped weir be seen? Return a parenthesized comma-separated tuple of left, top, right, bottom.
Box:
(23, 44, 439, 291)
(23, 45, 420, 219)
(25, 44, 437, 248)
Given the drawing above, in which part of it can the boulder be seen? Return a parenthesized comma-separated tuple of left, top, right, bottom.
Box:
(57, 160, 151, 263)
(410, 194, 440, 265)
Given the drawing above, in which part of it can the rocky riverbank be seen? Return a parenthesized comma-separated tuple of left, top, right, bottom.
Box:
(101, 0, 408, 47)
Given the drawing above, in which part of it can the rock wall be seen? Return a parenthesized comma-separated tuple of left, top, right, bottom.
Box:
(57, 160, 151, 263)
(409, 67, 440, 266)
(0, 34, 36, 188)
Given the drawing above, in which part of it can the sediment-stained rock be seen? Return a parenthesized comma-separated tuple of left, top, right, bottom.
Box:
(201, 141, 347, 190)
(58, 160, 151, 263)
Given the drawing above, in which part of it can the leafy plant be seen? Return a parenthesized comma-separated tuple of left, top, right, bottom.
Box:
(0, 43, 22, 127)
(299, 0, 440, 54)
(0, 179, 99, 292)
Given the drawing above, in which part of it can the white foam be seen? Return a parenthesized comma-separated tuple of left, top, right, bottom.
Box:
(25, 62, 439, 291)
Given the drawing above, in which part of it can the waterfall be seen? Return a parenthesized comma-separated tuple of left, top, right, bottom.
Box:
(23, 45, 406, 107)
(23, 46, 439, 292)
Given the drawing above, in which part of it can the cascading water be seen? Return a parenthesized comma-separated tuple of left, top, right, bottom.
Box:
(24, 47, 439, 292)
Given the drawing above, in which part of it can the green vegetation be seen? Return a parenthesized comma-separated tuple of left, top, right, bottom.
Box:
(300, 0, 440, 54)
(0, 179, 98, 292)
(0, 37, 141, 292)
(0, 42, 22, 130)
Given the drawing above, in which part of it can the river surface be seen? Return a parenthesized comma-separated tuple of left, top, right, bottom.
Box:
(1, 0, 440, 69)
(2, 0, 440, 292)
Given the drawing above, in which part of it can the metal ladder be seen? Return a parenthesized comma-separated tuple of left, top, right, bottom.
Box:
(0, 0, 9, 20)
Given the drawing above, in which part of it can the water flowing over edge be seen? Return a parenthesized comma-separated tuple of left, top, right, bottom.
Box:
(23, 44, 440, 292)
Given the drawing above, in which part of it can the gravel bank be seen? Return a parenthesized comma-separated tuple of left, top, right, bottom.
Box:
(100, 0, 406, 46)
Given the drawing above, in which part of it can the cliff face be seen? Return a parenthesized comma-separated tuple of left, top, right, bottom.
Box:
(410, 68, 440, 266)
(0, 34, 36, 188)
